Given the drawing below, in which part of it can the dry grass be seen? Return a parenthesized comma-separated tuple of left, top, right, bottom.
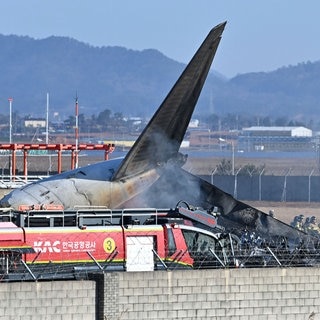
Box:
(1, 154, 319, 226)
(185, 156, 320, 176)
(246, 201, 320, 225)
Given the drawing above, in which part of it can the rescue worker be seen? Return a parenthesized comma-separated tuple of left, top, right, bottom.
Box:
(306, 216, 320, 235)
(297, 214, 304, 230)
(303, 217, 310, 232)
(268, 210, 275, 218)
(291, 215, 303, 230)
(290, 216, 298, 228)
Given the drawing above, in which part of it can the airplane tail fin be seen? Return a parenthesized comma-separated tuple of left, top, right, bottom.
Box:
(112, 22, 226, 180)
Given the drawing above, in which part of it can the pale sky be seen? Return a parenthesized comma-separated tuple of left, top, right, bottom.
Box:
(0, 1, 319, 78)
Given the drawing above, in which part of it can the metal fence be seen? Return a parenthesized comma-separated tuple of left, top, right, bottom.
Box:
(0, 175, 49, 189)
(202, 174, 320, 202)
(0, 172, 319, 202)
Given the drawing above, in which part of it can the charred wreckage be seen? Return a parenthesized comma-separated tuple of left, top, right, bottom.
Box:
(0, 201, 320, 282)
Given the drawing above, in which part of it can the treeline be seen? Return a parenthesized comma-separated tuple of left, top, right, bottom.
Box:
(0, 109, 314, 142)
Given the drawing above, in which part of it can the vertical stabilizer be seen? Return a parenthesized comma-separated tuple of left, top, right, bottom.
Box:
(112, 22, 226, 180)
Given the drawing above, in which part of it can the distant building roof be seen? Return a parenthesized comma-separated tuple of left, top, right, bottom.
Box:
(244, 126, 305, 131)
(24, 118, 46, 128)
(242, 126, 312, 137)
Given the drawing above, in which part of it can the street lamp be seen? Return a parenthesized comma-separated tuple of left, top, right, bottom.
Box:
(259, 168, 265, 201)
(233, 167, 242, 198)
(308, 169, 314, 203)
(210, 168, 217, 184)
(231, 141, 235, 176)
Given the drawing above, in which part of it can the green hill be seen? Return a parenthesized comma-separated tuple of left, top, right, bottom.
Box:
(0, 34, 319, 121)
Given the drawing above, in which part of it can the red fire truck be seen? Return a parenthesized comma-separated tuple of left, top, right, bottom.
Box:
(0, 201, 240, 281)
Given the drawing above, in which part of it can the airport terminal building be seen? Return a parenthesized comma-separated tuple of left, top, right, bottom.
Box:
(238, 126, 313, 152)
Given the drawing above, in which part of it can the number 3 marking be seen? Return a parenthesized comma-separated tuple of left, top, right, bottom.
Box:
(103, 237, 116, 253)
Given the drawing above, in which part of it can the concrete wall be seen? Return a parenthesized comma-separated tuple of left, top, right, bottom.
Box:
(0, 280, 96, 320)
(1, 268, 320, 320)
(100, 268, 320, 320)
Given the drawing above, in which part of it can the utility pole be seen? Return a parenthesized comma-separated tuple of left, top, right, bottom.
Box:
(8, 97, 13, 181)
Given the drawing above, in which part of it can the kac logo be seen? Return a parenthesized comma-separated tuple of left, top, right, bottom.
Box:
(33, 241, 61, 253)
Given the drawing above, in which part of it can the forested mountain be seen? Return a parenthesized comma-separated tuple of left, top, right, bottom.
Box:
(0, 34, 319, 122)
(219, 62, 320, 120)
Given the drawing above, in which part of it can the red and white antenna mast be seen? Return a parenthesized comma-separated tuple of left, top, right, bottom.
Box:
(75, 95, 79, 168)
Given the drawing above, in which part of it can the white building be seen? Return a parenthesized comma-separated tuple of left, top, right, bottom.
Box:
(239, 126, 313, 152)
(242, 126, 312, 137)
(24, 118, 46, 128)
